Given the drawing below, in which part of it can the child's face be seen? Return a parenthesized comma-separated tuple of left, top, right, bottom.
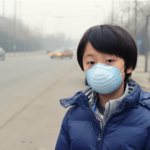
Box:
(83, 42, 132, 82)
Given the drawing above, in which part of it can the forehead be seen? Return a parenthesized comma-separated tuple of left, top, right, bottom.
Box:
(84, 42, 96, 52)
(83, 42, 109, 59)
(83, 42, 99, 56)
(82, 42, 125, 63)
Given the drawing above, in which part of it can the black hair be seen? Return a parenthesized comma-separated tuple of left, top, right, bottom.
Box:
(77, 25, 137, 82)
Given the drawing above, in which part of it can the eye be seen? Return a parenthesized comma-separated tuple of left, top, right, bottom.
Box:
(87, 61, 95, 65)
(106, 59, 114, 63)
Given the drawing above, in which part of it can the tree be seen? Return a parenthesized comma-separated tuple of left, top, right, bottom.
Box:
(107, 1, 150, 72)
(137, 1, 150, 72)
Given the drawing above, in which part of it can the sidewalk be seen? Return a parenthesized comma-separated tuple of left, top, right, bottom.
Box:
(5, 50, 46, 58)
(131, 55, 150, 92)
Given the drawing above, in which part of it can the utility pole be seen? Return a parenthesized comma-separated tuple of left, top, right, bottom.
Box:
(13, 0, 16, 54)
(145, 15, 149, 72)
(134, 0, 137, 42)
(149, 37, 150, 81)
(19, 0, 21, 19)
(121, 11, 123, 25)
(94, 5, 105, 24)
(137, 2, 150, 72)
(112, 0, 114, 24)
(128, 1, 130, 31)
(41, 11, 51, 37)
(19, 0, 21, 52)
(2, 0, 5, 27)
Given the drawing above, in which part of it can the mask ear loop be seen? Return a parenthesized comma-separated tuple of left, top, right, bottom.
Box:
(120, 66, 126, 75)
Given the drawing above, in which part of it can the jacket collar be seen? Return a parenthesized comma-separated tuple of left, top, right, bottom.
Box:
(60, 87, 92, 108)
(60, 82, 150, 110)
(120, 82, 150, 110)
(138, 89, 150, 110)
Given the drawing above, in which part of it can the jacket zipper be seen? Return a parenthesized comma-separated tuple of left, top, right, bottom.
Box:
(98, 100, 127, 150)
(92, 121, 101, 150)
(97, 134, 101, 150)
(97, 134, 101, 142)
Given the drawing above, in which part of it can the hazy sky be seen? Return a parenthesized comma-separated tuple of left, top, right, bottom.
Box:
(0, 0, 116, 39)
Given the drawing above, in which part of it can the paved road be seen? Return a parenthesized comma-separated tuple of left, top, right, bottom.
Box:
(0, 55, 87, 150)
(132, 55, 150, 91)
(0, 54, 149, 150)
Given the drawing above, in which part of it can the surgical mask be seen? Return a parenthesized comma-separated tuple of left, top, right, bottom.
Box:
(86, 63, 125, 94)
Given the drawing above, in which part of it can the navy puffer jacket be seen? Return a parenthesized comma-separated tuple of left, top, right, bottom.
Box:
(55, 82, 150, 150)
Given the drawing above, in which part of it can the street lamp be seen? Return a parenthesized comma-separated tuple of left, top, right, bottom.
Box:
(2, 0, 5, 27)
(149, 38, 150, 81)
(54, 17, 64, 49)
(111, 0, 114, 24)
(94, 5, 105, 23)
(41, 11, 51, 36)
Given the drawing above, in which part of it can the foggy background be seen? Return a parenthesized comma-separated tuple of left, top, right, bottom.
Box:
(0, 0, 150, 150)
(0, 1, 150, 58)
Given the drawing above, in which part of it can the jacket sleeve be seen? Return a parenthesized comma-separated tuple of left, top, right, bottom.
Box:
(55, 107, 73, 150)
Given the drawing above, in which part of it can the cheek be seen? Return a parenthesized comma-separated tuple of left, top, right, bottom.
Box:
(121, 71, 126, 81)
(83, 65, 88, 73)
(83, 61, 88, 73)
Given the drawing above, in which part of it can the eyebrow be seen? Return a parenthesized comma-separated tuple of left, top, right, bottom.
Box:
(83, 54, 94, 59)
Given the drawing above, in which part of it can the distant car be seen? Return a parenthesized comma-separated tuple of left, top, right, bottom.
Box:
(46, 50, 52, 54)
(0, 47, 5, 61)
(49, 49, 73, 59)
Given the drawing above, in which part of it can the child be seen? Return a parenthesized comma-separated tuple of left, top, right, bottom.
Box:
(55, 25, 150, 150)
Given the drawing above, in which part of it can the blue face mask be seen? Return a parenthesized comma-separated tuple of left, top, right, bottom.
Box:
(86, 63, 125, 94)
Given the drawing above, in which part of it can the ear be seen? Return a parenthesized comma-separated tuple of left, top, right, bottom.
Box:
(126, 66, 132, 74)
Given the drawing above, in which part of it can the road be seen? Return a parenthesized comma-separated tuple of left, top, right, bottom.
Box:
(0, 55, 87, 150)
(132, 55, 150, 92)
(0, 54, 149, 150)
